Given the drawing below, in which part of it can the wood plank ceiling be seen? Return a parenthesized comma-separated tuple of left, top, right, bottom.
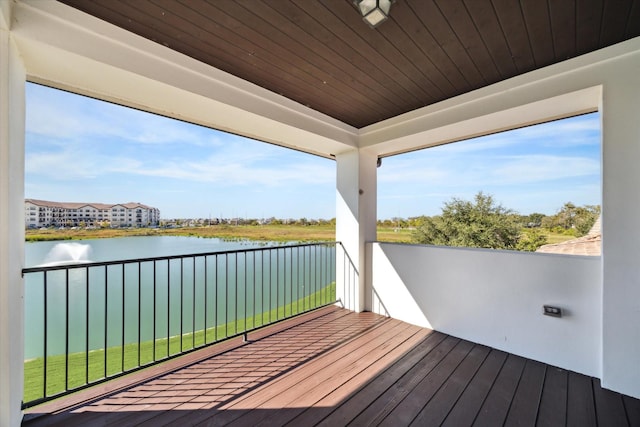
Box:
(59, 0, 640, 129)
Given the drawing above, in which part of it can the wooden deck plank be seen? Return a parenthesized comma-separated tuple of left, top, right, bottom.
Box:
(285, 327, 434, 426)
(441, 349, 508, 427)
(566, 371, 597, 427)
(24, 306, 357, 427)
(504, 359, 546, 426)
(623, 394, 640, 426)
(410, 344, 491, 426)
(536, 366, 568, 427)
(593, 378, 629, 427)
(224, 320, 421, 426)
(344, 335, 460, 426)
(176, 315, 397, 426)
(473, 353, 527, 427)
(311, 331, 449, 427)
(252, 328, 434, 427)
(376, 340, 475, 426)
(152, 311, 388, 427)
(22, 307, 640, 427)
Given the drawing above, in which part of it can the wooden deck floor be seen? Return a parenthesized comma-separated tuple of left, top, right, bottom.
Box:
(24, 306, 640, 426)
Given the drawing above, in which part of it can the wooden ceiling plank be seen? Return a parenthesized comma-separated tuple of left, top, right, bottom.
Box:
(576, 0, 604, 54)
(436, 0, 501, 85)
(291, 0, 425, 111)
(548, 0, 577, 61)
(491, 0, 536, 73)
(204, 1, 383, 122)
(520, 0, 556, 67)
(312, 0, 435, 103)
(600, 0, 634, 46)
(391, 2, 467, 94)
(239, 0, 410, 113)
(58, 0, 640, 128)
(235, 0, 407, 117)
(165, 0, 382, 121)
(377, 18, 451, 99)
(151, 0, 377, 125)
(120, 0, 366, 125)
(463, 0, 518, 80)
(196, 0, 388, 120)
(625, 0, 640, 37)
(408, 0, 485, 89)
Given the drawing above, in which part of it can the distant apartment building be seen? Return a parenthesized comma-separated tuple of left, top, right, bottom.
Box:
(25, 199, 160, 228)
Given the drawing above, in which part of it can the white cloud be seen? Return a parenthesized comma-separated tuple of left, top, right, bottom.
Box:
(490, 155, 600, 184)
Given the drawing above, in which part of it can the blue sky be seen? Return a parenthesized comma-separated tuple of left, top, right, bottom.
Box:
(25, 83, 601, 220)
(379, 112, 601, 218)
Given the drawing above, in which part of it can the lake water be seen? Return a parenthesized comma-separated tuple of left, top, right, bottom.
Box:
(24, 236, 335, 360)
(25, 235, 273, 267)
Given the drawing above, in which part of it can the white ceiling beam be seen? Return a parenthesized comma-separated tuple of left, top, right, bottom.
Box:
(11, 0, 358, 158)
(359, 37, 640, 157)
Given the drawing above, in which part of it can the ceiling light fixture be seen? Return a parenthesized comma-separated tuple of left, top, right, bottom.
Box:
(354, 0, 395, 28)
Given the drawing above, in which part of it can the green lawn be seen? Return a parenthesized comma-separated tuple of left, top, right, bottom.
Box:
(24, 283, 336, 405)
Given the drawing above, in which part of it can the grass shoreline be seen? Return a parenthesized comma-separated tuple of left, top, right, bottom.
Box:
(26, 224, 415, 243)
(25, 225, 573, 246)
(24, 283, 337, 404)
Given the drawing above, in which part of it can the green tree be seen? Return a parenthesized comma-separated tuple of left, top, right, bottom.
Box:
(516, 228, 548, 251)
(525, 212, 546, 228)
(411, 192, 521, 250)
(544, 202, 600, 237)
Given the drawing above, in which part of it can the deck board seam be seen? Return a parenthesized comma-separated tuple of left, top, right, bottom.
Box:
(365, 336, 463, 426)
(284, 327, 433, 426)
(437, 344, 493, 427)
(196, 318, 403, 425)
(468, 349, 509, 427)
(403, 340, 478, 426)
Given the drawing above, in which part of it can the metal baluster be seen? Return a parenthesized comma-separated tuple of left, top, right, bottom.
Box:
(192, 256, 196, 349)
(137, 262, 141, 368)
(65, 269, 69, 392)
(104, 265, 108, 379)
(180, 257, 183, 353)
(167, 259, 170, 358)
(121, 264, 125, 373)
(43, 272, 48, 398)
(152, 260, 156, 361)
(204, 255, 208, 345)
(85, 266, 89, 385)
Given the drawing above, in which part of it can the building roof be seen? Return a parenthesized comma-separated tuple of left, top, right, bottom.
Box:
(536, 216, 601, 256)
(58, 0, 640, 129)
(25, 199, 155, 210)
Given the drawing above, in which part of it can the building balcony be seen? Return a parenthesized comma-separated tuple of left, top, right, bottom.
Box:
(22, 305, 640, 426)
(4, 1, 640, 425)
(19, 243, 640, 426)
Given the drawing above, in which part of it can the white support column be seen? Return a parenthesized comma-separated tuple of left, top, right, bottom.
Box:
(335, 149, 377, 312)
(601, 59, 640, 398)
(0, 6, 26, 425)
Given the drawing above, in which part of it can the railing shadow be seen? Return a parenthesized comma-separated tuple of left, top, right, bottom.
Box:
(23, 307, 389, 426)
(22, 242, 340, 408)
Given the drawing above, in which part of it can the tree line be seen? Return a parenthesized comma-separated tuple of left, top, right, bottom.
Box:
(383, 192, 600, 252)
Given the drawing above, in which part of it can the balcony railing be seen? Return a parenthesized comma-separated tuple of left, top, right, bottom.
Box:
(22, 242, 349, 409)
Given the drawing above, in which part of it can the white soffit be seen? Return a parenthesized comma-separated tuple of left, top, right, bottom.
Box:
(358, 39, 640, 157)
(364, 86, 601, 157)
(11, 0, 358, 158)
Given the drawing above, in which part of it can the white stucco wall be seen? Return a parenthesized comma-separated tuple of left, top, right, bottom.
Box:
(370, 243, 602, 377)
(363, 38, 640, 398)
(0, 8, 26, 426)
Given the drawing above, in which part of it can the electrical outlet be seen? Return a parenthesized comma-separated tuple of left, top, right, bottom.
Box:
(543, 305, 562, 317)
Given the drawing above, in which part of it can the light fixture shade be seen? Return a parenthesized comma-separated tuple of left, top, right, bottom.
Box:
(354, 0, 395, 28)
